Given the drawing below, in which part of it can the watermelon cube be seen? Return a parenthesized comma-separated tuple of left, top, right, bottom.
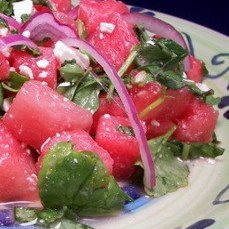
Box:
(0, 120, 38, 202)
(95, 115, 140, 180)
(0, 52, 10, 80)
(38, 129, 113, 174)
(173, 98, 219, 143)
(3, 80, 93, 149)
(10, 47, 59, 89)
(187, 55, 204, 83)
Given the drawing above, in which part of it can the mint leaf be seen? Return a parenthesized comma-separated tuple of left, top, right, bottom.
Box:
(38, 142, 129, 216)
(0, 18, 8, 28)
(136, 127, 189, 197)
(14, 207, 37, 223)
(168, 140, 225, 160)
(117, 125, 135, 137)
(2, 71, 28, 93)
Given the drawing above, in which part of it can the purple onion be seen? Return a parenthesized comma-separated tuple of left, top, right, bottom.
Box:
(62, 38, 156, 189)
(0, 209, 14, 226)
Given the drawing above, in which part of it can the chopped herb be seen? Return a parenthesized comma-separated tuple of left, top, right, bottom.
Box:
(20, 13, 30, 23)
(117, 125, 135, 137)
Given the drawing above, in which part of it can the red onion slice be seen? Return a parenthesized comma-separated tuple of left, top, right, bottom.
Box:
(0, 13, 22, 30)
(62, 38, 156, 189)
(0, 34, 38, 50)
(122, 13, 190, 71)
(22, 11, 77, 42)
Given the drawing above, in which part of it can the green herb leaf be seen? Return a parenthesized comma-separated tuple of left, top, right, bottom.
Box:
(2, 71, 28, 92)
(117, 125, 135, 137)
(14, 207, 37, 223)
(136, 127, 189, 197)
(0, 0, 14, 16)
(0, 18, 8, 28)
(0, 84, 4, 110)
(20, 13, 30, 23)
(38, 142, 129, 216)
(167, 140, 225, 160)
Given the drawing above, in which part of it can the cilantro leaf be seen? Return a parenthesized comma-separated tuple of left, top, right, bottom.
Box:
(38, 142, 129, 217)
(136, 127, 190, 197)
(167, 140, 225, 160)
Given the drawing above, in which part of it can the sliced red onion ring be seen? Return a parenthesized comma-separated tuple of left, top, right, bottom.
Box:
(22, 11, 77, 42)
(62, 38, 156, 189)
(0, 13, 22, 30)
(0, 34, 38, 50)
(68, 6, 79, 20)
(122, 13, 190, 71)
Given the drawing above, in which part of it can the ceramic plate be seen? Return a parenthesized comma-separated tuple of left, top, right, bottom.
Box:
(80, 6, 229, 229)
(1, 3, 229, 229)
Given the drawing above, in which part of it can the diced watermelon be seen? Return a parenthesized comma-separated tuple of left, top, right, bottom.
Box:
(0, 52, 10, 80)
(146, 119, 174, 139)
(3, 80, 93, 149)
(173, 98, 219, 143)
(54, 11, 76, 29)
(78, 0, 129, 34)
(91, 94, 126, 135)
(95, 115, 140, 180)
(49, 0, 72, 13)
(0, 120, 38, 201)
(187, 55, 204, 83)
(78, 0, 138, 70)
(129, 82, 162, 120)
(10, 47, 59, 89)
(38, 129, 113, 174)
(154, 88, 194, 121)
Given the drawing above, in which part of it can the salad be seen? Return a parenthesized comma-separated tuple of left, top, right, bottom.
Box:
(0, 0, 225, 228)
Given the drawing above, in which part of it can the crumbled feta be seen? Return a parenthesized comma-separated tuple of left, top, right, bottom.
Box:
(38, 71, 48, 78)
(99, 33, 104, 40)
(3, 99, 11, 112)
(196, 83, 211, 92)
(13, 0, 33, 23)
(184, 79, 195, 83)
(19, 65, 34, 79)
(100, 22, 115, 34)
(182, 72, 188, 79)
(146, 40, 155, 46)
(53, 41, 90, 69)
(36, 59, 49, 69)
(22, 30, 31, 38)
(151, 120, 160, 127)
(0, 28, 8, 37)
(133, 71, 147, 84)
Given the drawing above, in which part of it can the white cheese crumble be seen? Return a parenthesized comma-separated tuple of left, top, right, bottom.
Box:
(151, 120, 160, 127)
(196, 82, 211, 92)
(146, 40, 155, 46)
(132, 71, 147, 84)
(3, 99, 11, 112)
(36, 59, 49, 69)
(19, 65, 34, 79)
(53, 41, 90, 69)
(182, 72, 188, 79)
(0, 28, 8, 37)
(100, 22, 115, 34)
(12, 0, 33, 23)
(22, 30, 31, 38)
(38, 71, 48, 78)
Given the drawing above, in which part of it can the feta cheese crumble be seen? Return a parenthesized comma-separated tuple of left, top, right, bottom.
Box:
(38, 71, 48, 79)
(0, 28, 8, 37)
(36, 59, 49, 69)
(100, 22, 116, 34)
(19, 65, 34, 79)
(53, 41, 90, 69)
(13, 0, 33, 23)
(22, 30, 31, 38)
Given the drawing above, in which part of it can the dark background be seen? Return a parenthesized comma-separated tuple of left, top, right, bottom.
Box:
(124, 0, 228, 36)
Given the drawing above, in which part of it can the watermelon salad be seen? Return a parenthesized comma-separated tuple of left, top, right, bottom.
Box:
(0, 0, 225, 228)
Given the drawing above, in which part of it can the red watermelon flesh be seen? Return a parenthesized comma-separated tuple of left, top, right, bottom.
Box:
(173, 98, 219, 143)
(129, 82, 162, 120)
(3, 80, 93, 150)
(187, 55, 204, 83)
(49, 0, 72, 13)
(38, 129, 113, 174)
(91, 94, 127, 135)
(78, 0, 138, 70)
(10, 47, 59, 89)
(78, 0, 129, 34)
(0, 52, 10, 81)
(95, 115, 140, 180)
(0, 120, 39, 202)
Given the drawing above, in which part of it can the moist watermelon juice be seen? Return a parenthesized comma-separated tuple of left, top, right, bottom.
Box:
(0, 0, 224, 227)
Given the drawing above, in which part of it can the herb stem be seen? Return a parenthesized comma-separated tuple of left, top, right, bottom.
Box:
(182, 144, 191, 160)
(107, 46, 139, 99)
(139, 96, 165, 119)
